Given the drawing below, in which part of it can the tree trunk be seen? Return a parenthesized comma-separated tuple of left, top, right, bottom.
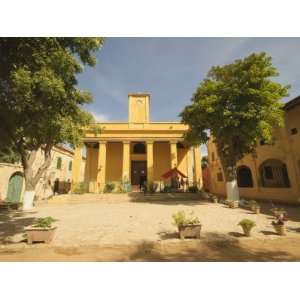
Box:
(216, 144, 240, 202)
(19, 144, 53, 210)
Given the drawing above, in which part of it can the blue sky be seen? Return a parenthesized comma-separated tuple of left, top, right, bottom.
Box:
(77, 37, 300, 155)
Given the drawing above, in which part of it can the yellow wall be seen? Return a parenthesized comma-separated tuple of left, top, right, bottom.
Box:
(106, 142, 123, 181)
(153, 142, 171, 181)
(177, 147, 188, 176)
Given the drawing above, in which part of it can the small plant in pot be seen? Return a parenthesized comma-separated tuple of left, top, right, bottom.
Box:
(210, 195, 218, 203)
(25, 216, 57, 244)
(272, 214, 286, 236)
(238, 219, 256, 237)
(228, 200, 239, 209)
(249, 200, 257, 211)
(253, 204, 260, 214)
(172, 210, 201, 240)
(271, 207, 287, 219)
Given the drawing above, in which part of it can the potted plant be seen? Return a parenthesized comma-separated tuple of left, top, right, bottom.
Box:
(253, 204, 260, 214)
(172, 211, 201, 239)
(25, 216, 57, 244)
(272, 214, 286, 236)
(271, 207, 287, 219)
(210, 195, 218, 203)
(238, 219, 256, 236)
(228, 200, 239, 208)
(249, 200, 257, 211)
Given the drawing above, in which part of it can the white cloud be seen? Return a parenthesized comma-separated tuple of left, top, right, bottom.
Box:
(90, 111, 110, 122)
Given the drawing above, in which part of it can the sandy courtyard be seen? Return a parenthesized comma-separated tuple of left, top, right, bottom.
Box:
(1, 194, 300, 247)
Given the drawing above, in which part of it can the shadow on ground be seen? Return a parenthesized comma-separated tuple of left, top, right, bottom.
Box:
(0, 211, 37, 243)
(126, 232, 299, 262)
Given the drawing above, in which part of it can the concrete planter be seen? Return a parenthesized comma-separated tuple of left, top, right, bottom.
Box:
(25, 226, 57, 244)
(253, 206, 260, 214)
(273, 224, 286, 236)
(241, 225, 252, 237)
(178, 224, 201, 239)
(229, 201, 239, 209)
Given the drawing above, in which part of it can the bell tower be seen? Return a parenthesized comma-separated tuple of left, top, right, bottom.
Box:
(128, 93, 150, 123)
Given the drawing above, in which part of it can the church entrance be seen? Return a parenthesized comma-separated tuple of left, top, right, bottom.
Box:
(131, 161, 147, 186)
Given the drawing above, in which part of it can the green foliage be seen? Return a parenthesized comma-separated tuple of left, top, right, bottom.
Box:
(172, 211, 200, 227)
(238, 219, 256, 230)
(147, 182, 158, 193)
(181, 52, 289, 180)
(0, 145, 20, 163)
(71, 182, 88, 194)
(104, 182, 115, 193)
(188, 185, 199, 193)
(163, 185, 172, 193)
(33, 216, 57, 228)
(0, 38, 104, 189)
(201, 156, 208, 168)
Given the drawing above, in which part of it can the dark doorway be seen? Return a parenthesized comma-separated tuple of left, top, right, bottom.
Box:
(131, 161, 147, 186)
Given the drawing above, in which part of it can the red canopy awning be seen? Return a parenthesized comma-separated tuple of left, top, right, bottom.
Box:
(161, 167, 187, 179)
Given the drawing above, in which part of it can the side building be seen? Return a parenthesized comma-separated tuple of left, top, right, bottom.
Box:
(0, 144, 83, 203)
(207, 96, 300, 203)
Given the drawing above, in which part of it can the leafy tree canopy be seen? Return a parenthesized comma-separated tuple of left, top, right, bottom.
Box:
(0, 37, 104, 190)
(181, 52, 289, 180)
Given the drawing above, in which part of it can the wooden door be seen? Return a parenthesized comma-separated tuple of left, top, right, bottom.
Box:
(7, 173, 23, 203)
(131, 161, 147, 185)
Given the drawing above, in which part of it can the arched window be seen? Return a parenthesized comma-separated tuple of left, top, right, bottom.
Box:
(259, 159, 290, 188)
(237, 165, 253, 187)
(133, 143, 146, 154)
(56, 157, 62, 170)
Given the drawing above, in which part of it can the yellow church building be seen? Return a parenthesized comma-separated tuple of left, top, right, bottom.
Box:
(72, 93, 202, 192)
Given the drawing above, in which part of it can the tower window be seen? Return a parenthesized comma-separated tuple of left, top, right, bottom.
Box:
(291, 128, 298, 135)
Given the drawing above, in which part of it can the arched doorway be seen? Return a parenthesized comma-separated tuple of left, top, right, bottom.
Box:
(7, 172, 24, 203)
(237, 165, 253, 187)
(259, 159, 290, 188)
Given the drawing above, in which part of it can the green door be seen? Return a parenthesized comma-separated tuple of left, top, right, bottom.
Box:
(7, 173, 23, 203)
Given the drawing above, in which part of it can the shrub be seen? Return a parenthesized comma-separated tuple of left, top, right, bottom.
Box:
(238, 219, 256, 230)
(33, 217, 57, 228)
(104, 182, 115, 193)
(188, 186, 199, 193)
(163, 185, 172, 193)
(147, 182, 158, 193)
(71, 182, 88, 194)
(172, 211, 200, 227)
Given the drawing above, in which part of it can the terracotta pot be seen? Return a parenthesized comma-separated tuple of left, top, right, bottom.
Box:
(273, 224, 286, 236)
(25, 226, 57, 244)
(178, 224, 201, 240)
(241, 226, 252, 237)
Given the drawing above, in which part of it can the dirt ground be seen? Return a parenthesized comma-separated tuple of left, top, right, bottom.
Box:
(1, 193, 300, 261)
(1, 236, 300, 261)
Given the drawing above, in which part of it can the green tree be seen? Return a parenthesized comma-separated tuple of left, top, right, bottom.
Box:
(0, 37, 104, 208)
(181, 52, 289, 199)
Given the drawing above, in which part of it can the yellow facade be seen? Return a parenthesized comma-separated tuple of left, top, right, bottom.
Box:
(207, 97, 300, 203)
(73, 93, 202, 192)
